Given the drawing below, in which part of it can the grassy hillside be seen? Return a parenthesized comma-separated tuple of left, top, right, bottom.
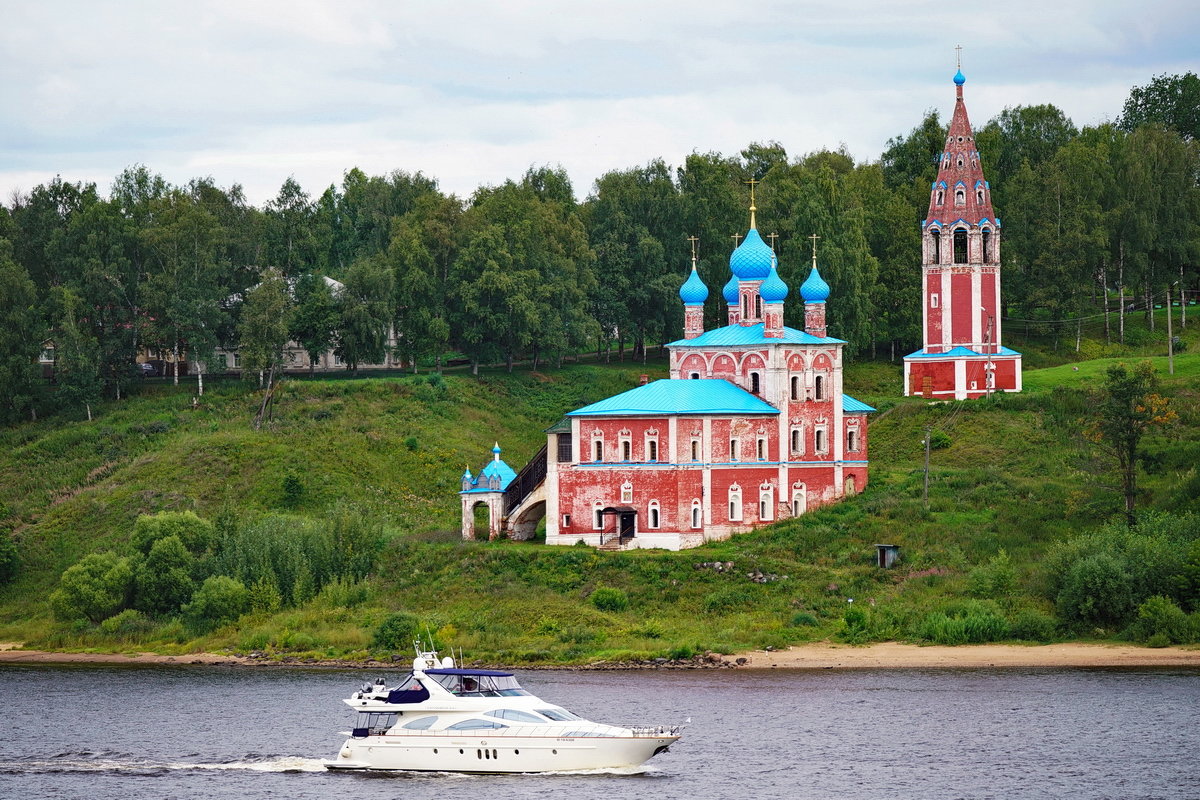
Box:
(1, 313, 1197, 662)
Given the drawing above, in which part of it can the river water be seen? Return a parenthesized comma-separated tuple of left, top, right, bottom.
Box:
(0, 664, 1196, 799)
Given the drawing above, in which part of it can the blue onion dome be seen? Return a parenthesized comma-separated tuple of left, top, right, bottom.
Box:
(729, 228, 774, 280)
(679, 267, 709, 305)
(723, 274, 739, 304)
(800, 264, 830, 303)
(462, 467, 472, 480)
(954, 69, 966, 86)
(759, 261, 789, 303)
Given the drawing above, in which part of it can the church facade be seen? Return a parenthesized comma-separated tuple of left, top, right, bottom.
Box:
(903, 67, 1023, 399)
(462, 202, 874, 550)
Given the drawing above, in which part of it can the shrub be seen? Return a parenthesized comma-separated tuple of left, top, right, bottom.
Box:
(839, 605, 869, 644)
(183, 575, 250, 632)
(249, 575, 283, 614)
(281, 473, 303, 507)
(1127, 596, 1195, 644)
(99, 608, 153, 637)
(373, 612, 421, 652)
(967, 550, 1017, 600)
(1055, 552, 1134, 629)
(131, 511, 216, 556)
(1008, 609, 1058, 642)
(928, 429, 952, 450)
(590, 587, 629, 612)
(790, 612, 819, 627)
(50, 552, 135, 623)
(133, 535, 196, 616)
(915, 602, 1009, 644)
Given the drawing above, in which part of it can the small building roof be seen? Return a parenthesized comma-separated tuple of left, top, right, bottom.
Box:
(842, 394, 877, 413)
(904, 345, 1022, 359)
(666, 323, 845, 348)
(567, 379, 779, 418)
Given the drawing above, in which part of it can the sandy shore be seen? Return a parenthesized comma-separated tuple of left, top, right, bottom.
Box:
(3, 640, 1199, 669)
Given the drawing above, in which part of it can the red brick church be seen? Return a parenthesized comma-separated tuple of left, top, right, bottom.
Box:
(461, 196, 874, 550)
(904, 66, 1023, 398)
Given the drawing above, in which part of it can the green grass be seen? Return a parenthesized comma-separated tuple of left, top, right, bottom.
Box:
(1, 316, 1197, 662)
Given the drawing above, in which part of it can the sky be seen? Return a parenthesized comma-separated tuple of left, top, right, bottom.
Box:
(1, 0, 1197, 207)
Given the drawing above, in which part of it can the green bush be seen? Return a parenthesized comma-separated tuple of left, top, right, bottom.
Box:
(790, 612, 819, 627)
(183, 575, 250, 632)
(967, 550, 1017, 600)
(1008, 609, 1058, 641)
(50, 552, 135, 623)
(915, 603, 1009, 644)
(928, 429, 951, 450)
(131, 511, 216, 556)
(373, 611, 421, 652)
(590, 586, 629, 612)
(99, 608, 153, 637)
(1127, 596, 1195, 644)
(1055, 552, 1133, 629)
(281, 473, 304, 507)
(839, 605, 870, 644)
(133, 535, 196, 616)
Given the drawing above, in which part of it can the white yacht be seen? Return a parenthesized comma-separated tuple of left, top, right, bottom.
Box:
(326, 648, 682, 773)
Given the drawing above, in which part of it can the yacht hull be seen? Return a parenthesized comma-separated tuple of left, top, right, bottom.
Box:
(326, 732, 678, 773)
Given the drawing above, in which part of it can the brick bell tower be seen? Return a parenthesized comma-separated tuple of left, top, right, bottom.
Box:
(903, 55, 1022, 400)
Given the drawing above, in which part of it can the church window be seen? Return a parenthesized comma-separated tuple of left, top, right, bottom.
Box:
(790, 375, 799, 401)
(691, 500, 702, 529)
(815, 427, 827, 453)
(691, 438, 701, 461)
(750, 372, 761, 394)
(729, 439, 739, 462)
(982, 229, 992, 262)
(756, 437, 767, 461)
(754, 295, 762, 318)
(561, 514, 571, 528)
(955, 187, 965, 205)
(742, 294, 750, 318)
(648, 501, 660, 529)
(593, 439, 603, 462)
(814, 375, 825, 401)
(759, 489, 773, 521)
(931, 230, 941, 263)
(621, 439, 631, 462)
(791, 427, 803, 454)
(931, 293, 939, 309)
(792, 487, 806, 517)
(957, 157, 964, 168)
(728, 486, 743, 521)
(847, 429, 859, 452)
(557, 433, 573, 463)
(621, 481, 633, 504)
(690, 372, 700, 380)
(977, 188, 985, 205)
(953, 230, 967, 263)
(935, 189, 944, 205)
(593, 504, 604, 530)
(645, 432, 659, 462)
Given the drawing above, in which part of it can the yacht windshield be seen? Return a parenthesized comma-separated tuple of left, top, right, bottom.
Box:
(536, 707, 583, 722)
(427, 672, 531, 697)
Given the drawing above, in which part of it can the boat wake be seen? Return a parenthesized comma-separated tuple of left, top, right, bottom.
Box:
(0, 751, 327, 775)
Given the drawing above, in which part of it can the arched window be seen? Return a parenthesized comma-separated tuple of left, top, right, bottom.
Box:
(931, 230, 941, 263)
(729, 438, 739, 462)
(690, 438, 700, 461)
(750, 372, 760, 394)
(982, 229, 992, 263)
(791, 427, 803, 454)
(790, 375, 799, 401)
(742, 294, 750, 318)
(621, 439, 631, 461)
(754, 295, 762, 318)
(759, 489, 773, 521)
(728, 486, 743, 521)
(955, 187, 965, 205)
(935, 189, 944, 205)
(645, 432, 658, 462)
(756, 436, 767, 461)
(792, 486, 806, 517)
(976, 188, 985, 205)
(593, 438, 603, 462)
(691, 500, 702, 529)
(845, 475, 857, 495)
(847, 428, 859, 452)
(690, 372, 700, 380)
(593, 503, 604, 530)
(815, 427, 827, 453)
(814, 375, 825, 401)
(953, 229, 967, 264)
(648, 501, 660, 529)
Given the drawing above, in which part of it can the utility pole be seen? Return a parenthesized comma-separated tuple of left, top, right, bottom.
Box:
(923, 426, 932, 509)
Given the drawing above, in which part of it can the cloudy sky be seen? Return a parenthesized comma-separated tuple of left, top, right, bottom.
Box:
(2, 0, 1196, 206)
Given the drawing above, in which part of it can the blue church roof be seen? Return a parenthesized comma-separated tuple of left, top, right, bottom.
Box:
(679, 267, 709, 305)
(904, 345, 1022, 359)
(729, 228, 774, 280)
(759, 262, 789, 302)
(568, 379, 779, 417)
(460, 444, 517, 494)
(842, 394, 877, 413)
(800, 264, 830, 303)
(666, 323, 845, 348)
(722, 274, 739, 304)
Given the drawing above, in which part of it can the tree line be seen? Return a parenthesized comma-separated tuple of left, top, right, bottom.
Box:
(1, 72, 1197, 422)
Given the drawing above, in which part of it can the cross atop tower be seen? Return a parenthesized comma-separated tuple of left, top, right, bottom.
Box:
(767, 232, 779, 251)
(809, 233, 820, 268)
(745, 178, 759, 228)
(687, 235, 699, 266)
(955, 44, 962, 70)
(731, 232, 743, 248)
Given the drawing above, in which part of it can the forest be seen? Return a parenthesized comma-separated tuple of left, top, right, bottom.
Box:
(1, 72, 1197, 424)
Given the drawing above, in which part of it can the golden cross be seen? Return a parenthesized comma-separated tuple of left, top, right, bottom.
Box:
(809, 233, 820, 265)
(744, 177, 759, 208)
(731, 233, 743, 247)
(687, 235, 699, 263)
(767, 232, 779, 251)
(955, 44, 962, 70)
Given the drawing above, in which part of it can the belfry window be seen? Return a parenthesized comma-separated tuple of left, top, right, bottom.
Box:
(690, 372, 700, 380)
(750, 372, 760, 394)
(977, 188, 985, 205)
(953, 230, 967, 264)
(790, 375, 799, 401)
(814, 375, 825, 401)
(982, 229, 992, 263)
(754, 295, 762, 318)
(935, 189, 944, 205)
(955, 187, 965, 205)
(930, 230, 941, 263)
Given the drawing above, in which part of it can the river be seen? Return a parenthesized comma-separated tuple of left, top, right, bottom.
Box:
(0, 664, 1196, 799)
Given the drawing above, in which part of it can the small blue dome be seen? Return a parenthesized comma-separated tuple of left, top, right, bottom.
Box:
(723, 274, 739, 304)
(492, 442, 502, 455)
(801, 264, 830, 303)
(679, 267, 709, 305)
(953, 69, 965, 86)
(730, 228, 774, 280)
(759, 261, 789, 303)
